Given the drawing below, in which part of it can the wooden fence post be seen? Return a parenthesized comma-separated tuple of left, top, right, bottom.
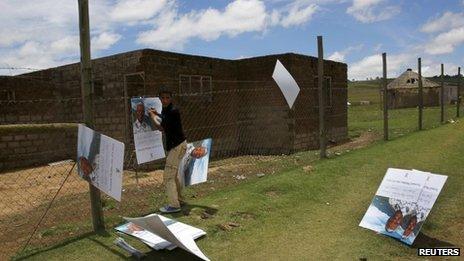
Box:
(418, 58, 423, 130)
(382, 53, 388, 141)
(317, 36, 326, 158)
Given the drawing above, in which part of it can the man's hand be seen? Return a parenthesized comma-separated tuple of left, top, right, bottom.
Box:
(147, 108, 159, 117)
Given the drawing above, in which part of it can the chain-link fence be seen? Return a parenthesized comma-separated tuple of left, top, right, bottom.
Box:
(0, 73, 349, 259)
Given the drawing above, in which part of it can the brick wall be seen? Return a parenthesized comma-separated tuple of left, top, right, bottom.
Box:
(0, 124, 77, 171)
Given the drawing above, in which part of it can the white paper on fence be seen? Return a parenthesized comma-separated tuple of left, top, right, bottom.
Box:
(124, 214, 210, 261)
(272, 59, 300, 109)
(131, 97, 165, 164)
(134, 130, 165, 164)
(77, 124, 125, 201)
(115, 216, 206, 251)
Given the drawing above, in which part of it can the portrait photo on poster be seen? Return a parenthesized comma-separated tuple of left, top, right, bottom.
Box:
(77, 124, 125, 201)
(131, 97, 165, 164)
(178, 138, 212, 187)
(359, 168, 447, 245)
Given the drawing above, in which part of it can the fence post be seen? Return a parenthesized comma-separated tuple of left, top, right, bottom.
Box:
(382, 53, 388, 141)
(317, 36, 326, 158)
(440, 63, 445, 123)
(418, 58, 423, 130)
(78, 0, 105, 232)
(457, 67, 461, 118)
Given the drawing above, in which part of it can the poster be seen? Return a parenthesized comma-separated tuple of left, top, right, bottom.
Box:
(359, 168, 447, 245)
(124, 214, 210, 261)
(77, 124, 125, 201)
(178, 138, 212, 187)
(272, 59, 300, 109)
(131, 97, 165, 164)
(115, 215, 206, 251)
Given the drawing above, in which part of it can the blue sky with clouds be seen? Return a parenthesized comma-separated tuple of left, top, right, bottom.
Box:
(1, 0, 463, 79)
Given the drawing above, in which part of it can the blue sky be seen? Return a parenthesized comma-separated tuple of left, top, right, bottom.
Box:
(1, 0, 463, 79)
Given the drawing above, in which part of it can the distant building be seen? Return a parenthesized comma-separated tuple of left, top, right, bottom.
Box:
(386, 68, 440, 109)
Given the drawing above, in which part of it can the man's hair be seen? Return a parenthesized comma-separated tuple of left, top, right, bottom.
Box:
(158, 86, 172, 96)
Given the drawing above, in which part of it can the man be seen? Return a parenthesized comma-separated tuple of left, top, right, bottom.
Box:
(133, 103, 152, 134)
(385, 209, 403, 233)
(148, 89, 187, 213)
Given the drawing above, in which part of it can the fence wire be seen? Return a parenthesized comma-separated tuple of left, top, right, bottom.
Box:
(0, 75, 461, 259)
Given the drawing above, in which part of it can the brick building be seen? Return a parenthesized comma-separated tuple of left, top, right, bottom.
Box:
(0, 49, 347, 170)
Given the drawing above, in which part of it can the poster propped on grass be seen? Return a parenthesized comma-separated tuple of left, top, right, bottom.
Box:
(359, 168, 447, 245)
(77, 124, 125, 201)
(131, 97, 165, 164)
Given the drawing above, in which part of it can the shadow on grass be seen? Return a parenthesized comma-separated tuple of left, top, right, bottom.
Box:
(13, 230, 108, 260)
(170, 203, 218, 218)
(412, 232, 455, 248)
(141, 246, 204, 261)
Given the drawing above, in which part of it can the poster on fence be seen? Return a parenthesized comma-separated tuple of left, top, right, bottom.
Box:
(178, 138, 212, 187)
(123, 214, 209, 260)
(77, 124, 125, 201)
(131, 97, 165, 164)
(359, 168, 447, 245)
(272, 59, 300, 109)
(115, 214, 206, 251)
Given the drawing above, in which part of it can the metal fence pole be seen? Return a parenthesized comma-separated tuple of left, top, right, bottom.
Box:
(317, 36, 326, 158)
(418, 58, 423, 130)
(440, 63, 445, 123)
(382, 53, 388, 141)
(78, 0, 105, 232)
(457, 67, 461, 118)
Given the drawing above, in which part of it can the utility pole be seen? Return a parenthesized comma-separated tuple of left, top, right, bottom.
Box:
(78, 0, 105, 232)
(317, 36, 326, 158)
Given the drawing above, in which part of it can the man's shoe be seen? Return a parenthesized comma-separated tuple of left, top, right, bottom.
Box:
(159, 205, 181, 214)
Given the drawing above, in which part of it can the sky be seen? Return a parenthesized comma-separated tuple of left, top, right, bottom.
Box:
(0, 0, 463, 80)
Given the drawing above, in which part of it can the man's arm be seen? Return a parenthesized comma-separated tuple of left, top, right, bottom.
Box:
(147, 109, 164, 131)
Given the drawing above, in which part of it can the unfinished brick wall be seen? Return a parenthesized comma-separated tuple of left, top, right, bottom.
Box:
(0, 124, 77, 171)
(0, 49, 348, 171)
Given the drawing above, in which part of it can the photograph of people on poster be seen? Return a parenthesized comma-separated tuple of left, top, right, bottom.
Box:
(359, 168, 447, 245)
(77, 124, 125, 201)
(178, 138, 212, 187)
(131, 97, 165, 164)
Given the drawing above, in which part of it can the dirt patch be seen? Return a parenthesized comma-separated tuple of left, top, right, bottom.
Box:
(330, 131, 380, 153)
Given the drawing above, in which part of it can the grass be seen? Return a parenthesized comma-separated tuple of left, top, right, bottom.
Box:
(14, 118, 464, 260)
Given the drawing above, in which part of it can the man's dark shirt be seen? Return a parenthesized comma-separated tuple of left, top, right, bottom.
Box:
(160, 103, 186, 151)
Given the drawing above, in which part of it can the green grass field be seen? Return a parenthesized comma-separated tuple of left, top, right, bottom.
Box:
(16, 114, 464, 260)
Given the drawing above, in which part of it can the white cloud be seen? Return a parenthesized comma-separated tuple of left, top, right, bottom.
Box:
(347, 0, 400, 23)
(109, 0, 168, 23)
(424, 27, 464, 55)
(328, 44, 363, 62)
(349, 52, 415, 80)
(279, 1, 318, 27)
(421, 12, 464, 33)
(328, 51, 345, 62)
(92, 32, 123, 52)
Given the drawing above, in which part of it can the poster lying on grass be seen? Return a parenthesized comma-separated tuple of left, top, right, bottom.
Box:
(123, 214, 209, 260)
(359, 168, 447, 245)
(131, 97, 165, 164)
(178, 138, 212, 187)
(115, 214, 206, 251)
(77, 124, 125, 201)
